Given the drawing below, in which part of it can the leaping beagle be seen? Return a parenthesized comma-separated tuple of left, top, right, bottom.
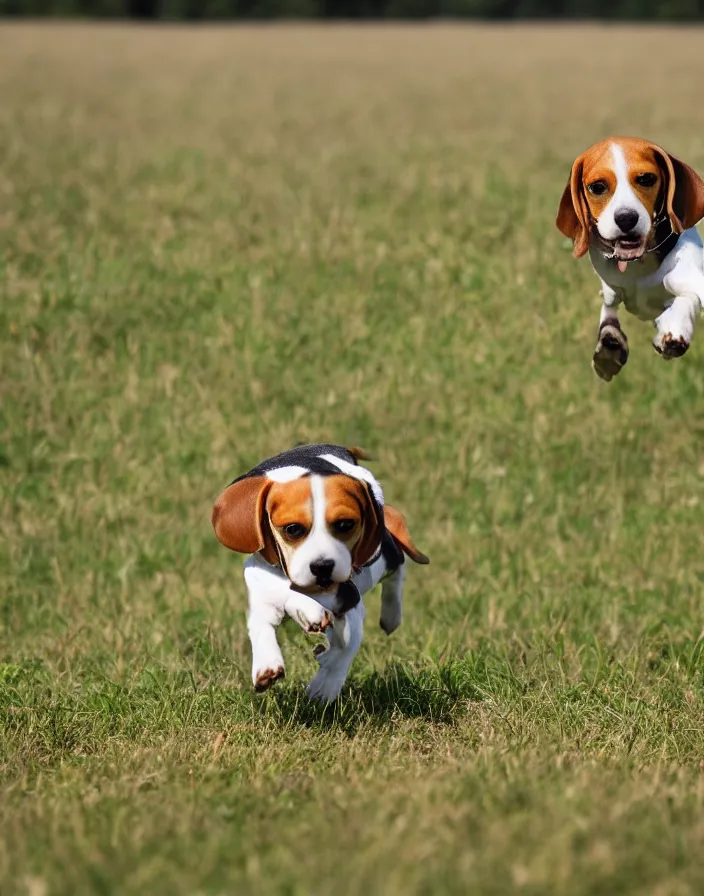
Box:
(211, 444, 428, 703)
(556, 137, 704, 381)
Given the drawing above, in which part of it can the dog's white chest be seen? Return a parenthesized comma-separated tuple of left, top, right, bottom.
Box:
(620, 280, 672, 322)
(592, 250, 671, 323)
(592, 230, 704, 325)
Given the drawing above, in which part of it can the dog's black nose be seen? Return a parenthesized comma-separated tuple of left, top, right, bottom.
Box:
(310, 559, 335, 580)
(614, 208, 639, 234)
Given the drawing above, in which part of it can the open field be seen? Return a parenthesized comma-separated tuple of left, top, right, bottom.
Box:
(3, 21, 704, 894)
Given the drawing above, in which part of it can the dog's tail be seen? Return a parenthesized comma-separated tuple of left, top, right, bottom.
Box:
(346, 445, 372, 462)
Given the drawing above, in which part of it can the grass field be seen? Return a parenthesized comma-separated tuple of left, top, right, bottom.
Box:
(3, 21, 704, 895)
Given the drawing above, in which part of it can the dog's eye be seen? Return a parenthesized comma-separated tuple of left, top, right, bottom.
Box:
(283, 523, 307, 540)
(332, 519, 356, 535)
(588, 181, 608, 196)
(635, 173, 658, 188)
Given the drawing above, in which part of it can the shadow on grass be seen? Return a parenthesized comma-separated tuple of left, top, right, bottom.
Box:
(264, 656, 494, 734)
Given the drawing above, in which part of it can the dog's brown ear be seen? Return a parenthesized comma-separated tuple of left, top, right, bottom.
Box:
(346, 480, 384, 570)
(556, 155, 591, 259)
(653, 146, 704, 233)
(212, 476, 277, 565)
(383, 505, 429, 565)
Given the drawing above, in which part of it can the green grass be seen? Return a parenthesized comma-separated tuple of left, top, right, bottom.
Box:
(3, 21, 704, 895)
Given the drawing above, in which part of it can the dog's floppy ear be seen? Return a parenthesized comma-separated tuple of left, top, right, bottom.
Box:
(556, 155, 591, 259)
(653, 145, 704, 233)
(212, 476, 277, 565)
(383, 505, 429, 565)
(347, 479, 384, 570)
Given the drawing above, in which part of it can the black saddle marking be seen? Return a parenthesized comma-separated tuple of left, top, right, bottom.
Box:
(231, 444, 360, 485)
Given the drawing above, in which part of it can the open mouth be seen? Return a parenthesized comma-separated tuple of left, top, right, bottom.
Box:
(613, 237, 646, 261)
(598, 232, 647, 271)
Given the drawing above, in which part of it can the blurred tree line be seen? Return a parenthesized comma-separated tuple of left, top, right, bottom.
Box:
(1, 0, 703, 18)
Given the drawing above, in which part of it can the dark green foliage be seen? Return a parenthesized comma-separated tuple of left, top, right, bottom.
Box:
(2, 0, 704, 19)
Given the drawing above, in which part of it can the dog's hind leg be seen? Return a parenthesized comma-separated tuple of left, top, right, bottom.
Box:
(379, 562, 406, 636)
(306, 601, 366, 703)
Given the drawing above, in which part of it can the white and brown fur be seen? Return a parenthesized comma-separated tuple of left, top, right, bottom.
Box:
(212, 444, 428, 703)
(557, 137, 704, 381)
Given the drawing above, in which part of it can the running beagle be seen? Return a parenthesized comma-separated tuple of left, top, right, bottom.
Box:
(212, 444, 428, 703)
(556, 137, 704, 381)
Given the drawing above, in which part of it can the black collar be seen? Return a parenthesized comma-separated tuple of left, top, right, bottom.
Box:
(653, 215, 680, 264)
(650, 188, 680, 264)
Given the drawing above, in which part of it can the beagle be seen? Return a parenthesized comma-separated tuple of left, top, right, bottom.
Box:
(556, 137, 704, 381)
(211, 444, 428, 703)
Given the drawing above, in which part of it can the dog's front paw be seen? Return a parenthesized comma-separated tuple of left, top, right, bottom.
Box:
(253, 665, 285, 693)
(592, 322, 629, 382)
(296, 606, 334, 634)
(653, 331, 689, 360)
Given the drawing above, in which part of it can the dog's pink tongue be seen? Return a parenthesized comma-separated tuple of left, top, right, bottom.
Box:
(617, 260, 628, 273)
